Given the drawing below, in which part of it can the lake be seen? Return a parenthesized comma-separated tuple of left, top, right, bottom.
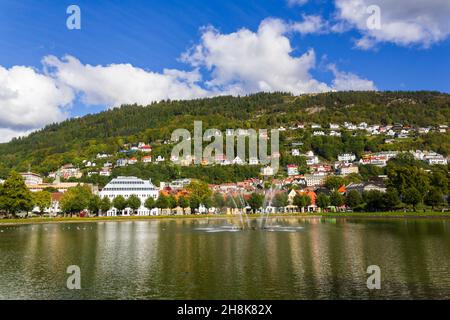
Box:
(0, 217, 449, 299)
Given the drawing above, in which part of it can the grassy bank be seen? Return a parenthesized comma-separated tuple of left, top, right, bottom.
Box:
(0, 211, 449, 226)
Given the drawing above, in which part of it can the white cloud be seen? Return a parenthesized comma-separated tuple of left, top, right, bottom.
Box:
(42, 55, 208, 106)
(181, 18, 331, 94)
(334, 0, 450, 48)
(291, 15, 329, 35)
(328, 64, 376, 91)
(287, 0, 308, 7)
(0, 65, 73, 135)
(0, 128, 34, 143)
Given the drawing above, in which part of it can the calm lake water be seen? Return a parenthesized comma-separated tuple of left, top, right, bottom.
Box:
(0, 217, 449, 299)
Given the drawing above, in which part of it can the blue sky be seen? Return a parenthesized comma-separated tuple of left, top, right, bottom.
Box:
(0, 0, 449, 141)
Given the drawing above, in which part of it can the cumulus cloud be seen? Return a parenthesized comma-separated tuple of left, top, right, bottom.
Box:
(181, 18, 331, 94)
(0, 65, 73, 138)
(334, 0, 450, 48)
(42, 55, 208, 106)
(328, 64, 376, 91)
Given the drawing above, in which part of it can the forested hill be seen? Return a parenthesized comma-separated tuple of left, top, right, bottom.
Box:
(0, 91, 449, 176)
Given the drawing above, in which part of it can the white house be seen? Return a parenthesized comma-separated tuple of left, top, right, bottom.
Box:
(329, 123, 340, 130)
(99, 168, 111, 177)
(338, 153, 356, 162)
(329, 131, 341, 137)
(116, 159, 128, 167)
(20, 172, 43, 185)
(99, 176, 160, 216)
(142, 156, 152, 163)
(96, 153, 111, 159)
(304, 174, 327, 187)
(287, 164, 299, 176)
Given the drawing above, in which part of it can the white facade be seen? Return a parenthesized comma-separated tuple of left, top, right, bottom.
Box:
(304, 174, 327, 187)
(287, 165, 299, 176)
(99, 176, 159, 216)
(20, 172, 43, 185)
(338, 153, 356, 162)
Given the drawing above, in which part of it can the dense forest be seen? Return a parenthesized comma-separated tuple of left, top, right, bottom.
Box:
(0, 91, 449, 179)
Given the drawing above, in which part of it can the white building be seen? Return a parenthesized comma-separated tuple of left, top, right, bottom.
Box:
(99, 176, 160, 216)
(303, 151, 319, 165)
(338, 153, 356, 162)
(329, 131, 341, 137)
(20, 172, 43, 185)
(338, 164, 359, 176)
(96, 153, 111, 159)
(287, 164, 299, 176)
(99, 168, 111, 177)
(411, 150, 448, 165)
(116, 159, 128, 167)
(304, 174, 327, 187)
(329, 123, 340, 130)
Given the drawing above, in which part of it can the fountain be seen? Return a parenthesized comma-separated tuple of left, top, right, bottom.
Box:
(195, 183, 304, 233)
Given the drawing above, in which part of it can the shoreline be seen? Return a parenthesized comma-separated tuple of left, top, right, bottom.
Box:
(1, 212, 450, 226)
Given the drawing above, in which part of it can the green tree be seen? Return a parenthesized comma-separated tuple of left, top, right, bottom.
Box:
(402, 187, 422, 211)
(247, 193, 264, 213)
(330, 191, 345, 207)
(363, 190, 384, 212)
(188, 194, 201, 212)
(388, 166, 430, 200)
(99, 196, 112, 215)
(155, 194, 169, 209)
(144, 196, 156, 211)
(32, 191, 52, 215)
(293, 194, 311, 211)
(113, 195, 127, 214)
(167, 195, 177, 209)
(272, 192, 288, 208)
(127, 195, 141, 214)
(212, 192, 225, 209)
(325, 176, 345, 191)
(177, 196, 189, 208)
(424, 187, 444, 210)
(316, 193, 330, 210)
(186, 181, 212, 204)
(60, 185, 92, 216)
(0, 172, 34, 216)
(382, 188, 401, 211)
(345, 190, 363, 210)
(88, 194, 101, 216)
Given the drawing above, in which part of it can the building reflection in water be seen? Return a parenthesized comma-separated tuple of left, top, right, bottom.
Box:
(0, 217, 450, 299)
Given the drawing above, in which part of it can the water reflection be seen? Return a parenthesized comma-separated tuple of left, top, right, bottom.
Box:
(0, 218, 449, 299)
